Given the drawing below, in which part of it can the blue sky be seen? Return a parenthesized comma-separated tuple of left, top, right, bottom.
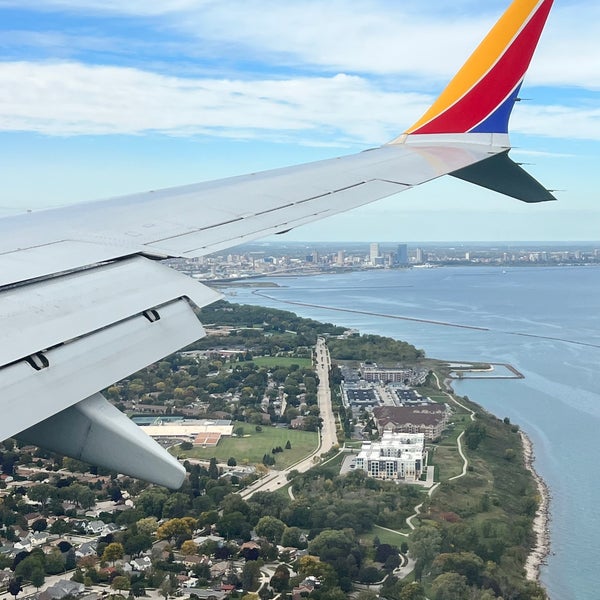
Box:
(1, 0, 599, 241)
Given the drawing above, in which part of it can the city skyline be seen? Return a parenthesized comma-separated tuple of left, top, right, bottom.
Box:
(1, 1, 599, 241)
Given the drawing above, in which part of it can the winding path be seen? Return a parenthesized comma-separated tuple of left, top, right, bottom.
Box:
(433, 372, 475, 482)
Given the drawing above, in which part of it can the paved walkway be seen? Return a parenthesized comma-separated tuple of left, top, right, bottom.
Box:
(433, 372, 475, 482)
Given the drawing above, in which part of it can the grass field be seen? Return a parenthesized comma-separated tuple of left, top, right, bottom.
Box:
(174, 423, 318, 470)
(251, 356, 312, 368)
(361, 524, 409, 546)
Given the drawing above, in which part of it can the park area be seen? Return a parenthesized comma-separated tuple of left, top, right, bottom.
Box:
(173, 422, 318, 470)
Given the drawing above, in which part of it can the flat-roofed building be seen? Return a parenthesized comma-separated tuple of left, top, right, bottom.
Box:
(360, 364, 427, 385)
(343, 385, 379, 407)
(354, 431, 426, 481)
(140, 419, 233, 446)
(373, 405, 449, 440)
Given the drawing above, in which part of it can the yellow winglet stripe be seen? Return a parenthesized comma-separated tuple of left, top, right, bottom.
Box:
(405, 0, 541, 134)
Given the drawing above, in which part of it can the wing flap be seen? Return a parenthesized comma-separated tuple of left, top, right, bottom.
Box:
(0, 297, 205, 441)
(0, 241, 138, 288)
(0, 255, 221, 368)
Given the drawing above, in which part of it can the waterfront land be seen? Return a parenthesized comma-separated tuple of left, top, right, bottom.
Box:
(0, 301, 549, 600)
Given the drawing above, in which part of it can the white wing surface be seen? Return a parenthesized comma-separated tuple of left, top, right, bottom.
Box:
(0, 0, 555, 488)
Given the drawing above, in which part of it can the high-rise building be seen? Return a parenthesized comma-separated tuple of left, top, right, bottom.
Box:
(336, 250, 345, 266)
(415, 247, 424, 264)
(369, 242, 380, 264)
(395, 244, 408, 265)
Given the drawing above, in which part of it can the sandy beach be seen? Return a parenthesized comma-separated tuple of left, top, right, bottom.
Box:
(521, 431, 551, 585)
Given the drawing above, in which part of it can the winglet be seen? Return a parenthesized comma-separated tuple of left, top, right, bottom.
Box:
(405, 0, 553, 135)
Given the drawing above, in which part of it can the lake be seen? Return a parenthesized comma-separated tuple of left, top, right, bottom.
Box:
(223, 265, 600, 599)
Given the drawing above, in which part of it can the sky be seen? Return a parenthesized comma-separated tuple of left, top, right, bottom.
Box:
(0, 0, 598, 242)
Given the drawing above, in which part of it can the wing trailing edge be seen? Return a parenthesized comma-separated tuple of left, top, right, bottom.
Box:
(450, 150, 556, 203)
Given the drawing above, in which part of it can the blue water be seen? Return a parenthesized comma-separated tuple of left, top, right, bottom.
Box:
(223, 266, 600, 599)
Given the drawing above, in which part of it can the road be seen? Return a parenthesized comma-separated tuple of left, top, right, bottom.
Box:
(240, 337, 337, 499)
(314, 337, 337, 454)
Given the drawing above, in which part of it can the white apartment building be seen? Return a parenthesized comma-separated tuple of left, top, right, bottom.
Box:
(354, 431, 427, 482)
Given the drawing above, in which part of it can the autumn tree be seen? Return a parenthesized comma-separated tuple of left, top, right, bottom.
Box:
(180, 540, 198, 556)
(102, 542, 124, 566)
(156, 517, 197, 541)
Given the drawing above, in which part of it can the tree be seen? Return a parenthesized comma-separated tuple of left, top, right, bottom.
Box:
(242, 561, 261, 591)
(111, 575, 131, 596)
(285, 440, 292, 450)
(180, 540, 198, 556)
(136, 516, 159, 535)
(308, 529, 355, 563)
(430, 572, 469, 600)
(431, 552, 484, 586)
(255, 516, 286, 544)
(102, 542, 124, 566)
(399, 583, 426, 600)
(31, 518, 47, 532)
(27, 484, 57, 507)
(159, 575, 176, 600)
(384, 554, 401, 571)
(297, 556, 338, 588)
(227, 457, 237, 467)
(30, 567, 45, 590)
(281, 526, 305, 549)
(464, 422, 487, 451)
(409, 526, 441, 567)
(15, 555, 44, 580)
(136, 488, 169, 518)
(156, 517, 197, 541)
(358, 565, 382, 585)
(375, 543, 396, 563)
(123, 532, 153, 556)
(270, 565, 290, 593)
(45, 548, 66, 574)
(208, 458, 219, 479)
(8, 578, 22, 599)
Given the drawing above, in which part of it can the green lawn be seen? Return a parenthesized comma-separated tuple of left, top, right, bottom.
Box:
(174, 423, 318, 469)
(361, 524, 408, 546)
(250, 356, 312, 368)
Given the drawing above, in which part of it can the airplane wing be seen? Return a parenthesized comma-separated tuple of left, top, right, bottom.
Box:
(0, 0, 555, 488)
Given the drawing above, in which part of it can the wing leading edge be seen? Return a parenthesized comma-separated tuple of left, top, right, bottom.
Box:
(0, 0, 555, 488)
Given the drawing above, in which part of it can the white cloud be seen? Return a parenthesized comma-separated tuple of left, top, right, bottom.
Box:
(1, 61, 599, 143)
(3, 0, 599, 92)
(512, 105, 600, 142)
(0, 61, 429, 143)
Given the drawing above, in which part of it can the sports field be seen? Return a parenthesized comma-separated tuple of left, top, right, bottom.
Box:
(176, 422, 318, 469)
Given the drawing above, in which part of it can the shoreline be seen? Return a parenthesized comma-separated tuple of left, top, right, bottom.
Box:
(442, 377, 550, 590)
(520, 431, 551, 585)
